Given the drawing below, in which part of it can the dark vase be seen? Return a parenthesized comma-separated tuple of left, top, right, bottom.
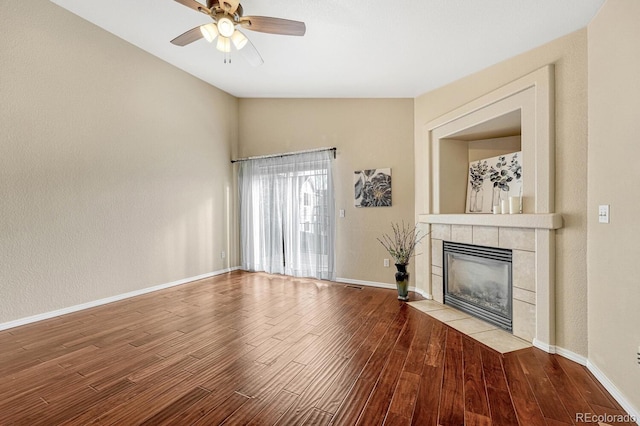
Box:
(394, 263, 410, 301)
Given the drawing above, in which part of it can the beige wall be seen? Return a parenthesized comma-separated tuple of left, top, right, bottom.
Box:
(0, 0, 238, 324)
(415, 30, 589, 355)
(238, 99, 415, 284)
(588, 0, 640, 412)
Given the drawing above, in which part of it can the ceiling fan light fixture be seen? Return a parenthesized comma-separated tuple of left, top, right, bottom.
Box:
(231, 30, 247, 50)
(216, 36, 231, 53)
(200, 23, 218, 43)
(216, 16, 235, 38)
(171, 0, 306, 66)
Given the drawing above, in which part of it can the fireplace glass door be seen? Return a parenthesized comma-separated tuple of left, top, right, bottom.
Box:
(443, 242, 512, 331)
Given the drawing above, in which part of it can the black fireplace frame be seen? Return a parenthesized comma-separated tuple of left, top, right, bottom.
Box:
(443, 241, 513, 332)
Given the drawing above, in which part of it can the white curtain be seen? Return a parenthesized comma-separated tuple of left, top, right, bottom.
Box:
(238, 150, 335, 280)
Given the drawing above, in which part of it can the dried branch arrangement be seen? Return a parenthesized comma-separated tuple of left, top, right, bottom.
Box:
(377, 222, 427, 265)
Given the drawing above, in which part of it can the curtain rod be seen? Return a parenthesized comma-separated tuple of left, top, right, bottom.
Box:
(231, 147, 336, 164)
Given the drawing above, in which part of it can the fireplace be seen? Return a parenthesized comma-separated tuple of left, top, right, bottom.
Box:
(443, 241, 513, 332)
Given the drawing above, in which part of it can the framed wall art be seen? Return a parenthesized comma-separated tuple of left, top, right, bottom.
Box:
(466, 152, 522, 213)
(354, 168, 391, 207)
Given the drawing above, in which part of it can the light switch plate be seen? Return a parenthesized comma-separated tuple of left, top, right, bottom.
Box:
(339, 209, 345, 218)
(598, 205, 610, 224)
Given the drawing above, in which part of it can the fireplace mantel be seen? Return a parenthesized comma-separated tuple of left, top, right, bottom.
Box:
(419, 213, 563, 230)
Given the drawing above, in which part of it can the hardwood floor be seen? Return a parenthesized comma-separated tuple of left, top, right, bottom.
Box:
(0, 271, 633, 425)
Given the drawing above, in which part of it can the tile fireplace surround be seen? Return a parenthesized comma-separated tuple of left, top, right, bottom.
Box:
(422, 217, 561, 347)
(414, 66, 563, 352)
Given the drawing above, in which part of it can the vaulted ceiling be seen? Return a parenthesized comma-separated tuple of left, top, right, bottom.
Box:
(50, 0, 605, 98)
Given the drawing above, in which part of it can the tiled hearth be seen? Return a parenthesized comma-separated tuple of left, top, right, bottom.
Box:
(407, 299, 532, 353)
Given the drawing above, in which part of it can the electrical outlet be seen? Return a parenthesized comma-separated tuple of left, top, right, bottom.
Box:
(383, 259, 390, 267)
(339, 209, 345, 218)
(598, 204, 610, 223)
(221, 251, 226, 259)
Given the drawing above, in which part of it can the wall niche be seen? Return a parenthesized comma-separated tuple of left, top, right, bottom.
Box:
(438, 110, 522, 214)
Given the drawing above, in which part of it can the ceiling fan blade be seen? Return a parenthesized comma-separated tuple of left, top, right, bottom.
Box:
(173, 0, 210, 15)
(170, 26, 204, 46)
(218, 0, 240, 14)
(240, 16, 306, 36)
(237, 33, 264, 67)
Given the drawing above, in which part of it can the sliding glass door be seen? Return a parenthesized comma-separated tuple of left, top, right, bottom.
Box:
(238, 150, 335, 280)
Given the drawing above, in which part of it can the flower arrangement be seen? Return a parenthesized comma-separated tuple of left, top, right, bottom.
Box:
(377, 222, 426, 265)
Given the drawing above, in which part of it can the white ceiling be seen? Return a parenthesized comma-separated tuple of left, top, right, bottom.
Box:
(50, 0, 605, 98)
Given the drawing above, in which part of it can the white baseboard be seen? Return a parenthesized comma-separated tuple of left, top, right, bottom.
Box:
(0, 267, 240, 332)
(532, 340, 638, 423)
(335, 277, 433, 300)
(414, 288, 433, 300)
(336, 277, 397, 290)
(532, 338, 555, 354)
(555, 345, 588, 366)
(533, 340, 589, 366)
(586, 361, 640, 424)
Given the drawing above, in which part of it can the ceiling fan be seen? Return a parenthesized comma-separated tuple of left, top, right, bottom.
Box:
(170, 0, 306, 66)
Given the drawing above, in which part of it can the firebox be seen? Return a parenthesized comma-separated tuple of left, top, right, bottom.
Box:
(443, 241, 513, 332)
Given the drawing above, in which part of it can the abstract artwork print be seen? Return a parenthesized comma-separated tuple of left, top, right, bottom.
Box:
(354, 168, 392, 207)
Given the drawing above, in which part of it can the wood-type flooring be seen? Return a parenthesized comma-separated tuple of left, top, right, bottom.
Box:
(0, 271, 634, 425)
